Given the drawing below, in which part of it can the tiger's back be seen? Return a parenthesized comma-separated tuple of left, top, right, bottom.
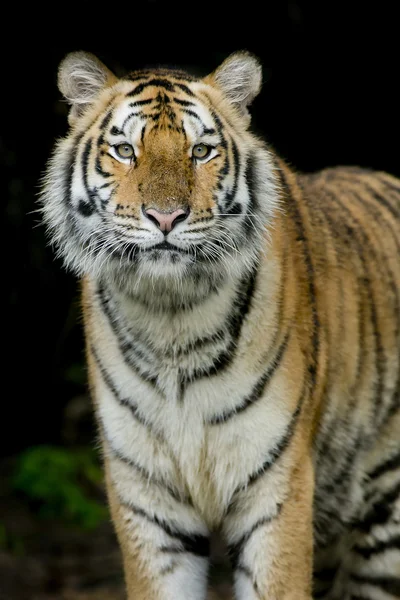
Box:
(41, 52, 400, 600)
(278, 165, 400, 596)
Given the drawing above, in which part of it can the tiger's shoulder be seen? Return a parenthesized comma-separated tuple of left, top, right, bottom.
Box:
(299, 165, 400, 215)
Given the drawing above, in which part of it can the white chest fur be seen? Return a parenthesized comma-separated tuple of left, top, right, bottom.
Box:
(86, 262, 290, 526)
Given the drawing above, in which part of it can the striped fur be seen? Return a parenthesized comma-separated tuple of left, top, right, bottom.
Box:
(41, 52, 400, 600)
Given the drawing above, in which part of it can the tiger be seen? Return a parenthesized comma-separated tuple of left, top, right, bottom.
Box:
(40, 50, 400, 600)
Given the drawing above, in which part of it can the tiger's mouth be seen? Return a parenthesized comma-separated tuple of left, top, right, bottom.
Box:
(149, 241, 183, 251)
(143, 240, 192, 254)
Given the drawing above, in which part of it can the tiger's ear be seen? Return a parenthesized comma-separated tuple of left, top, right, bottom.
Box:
(58, 52, 118, 124)
(207, 51, 262, 117)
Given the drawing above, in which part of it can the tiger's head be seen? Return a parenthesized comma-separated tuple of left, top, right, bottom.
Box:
(41, 52, 278, 298)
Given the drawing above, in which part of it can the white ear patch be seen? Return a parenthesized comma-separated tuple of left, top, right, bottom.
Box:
(58, 52, 117, 122)
(212, 51, 262, 111)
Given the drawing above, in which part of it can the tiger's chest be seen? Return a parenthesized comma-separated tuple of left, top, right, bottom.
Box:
(87, 281, 291, 524)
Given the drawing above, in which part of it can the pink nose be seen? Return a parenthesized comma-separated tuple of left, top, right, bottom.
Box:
(143, 207, 190, 233)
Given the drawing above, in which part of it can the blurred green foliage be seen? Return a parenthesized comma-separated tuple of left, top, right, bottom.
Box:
(12, 446, 107, 530)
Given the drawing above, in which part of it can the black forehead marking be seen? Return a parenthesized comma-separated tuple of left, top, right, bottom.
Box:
(150, 91, 177, 123)
(126, 78, 196, 100)
(127, 78, 176, 97)
(155, 92, 171, 105)
(173, 98, 196, 107)
(175, 82, 195, 96)
(129, 99, 154, 107)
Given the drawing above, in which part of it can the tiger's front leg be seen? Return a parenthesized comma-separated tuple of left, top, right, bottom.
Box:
(223, 451, 314, 600)
(104, 453, 210, 600)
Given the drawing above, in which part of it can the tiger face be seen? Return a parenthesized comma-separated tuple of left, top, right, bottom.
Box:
(42, 52, 278, 294)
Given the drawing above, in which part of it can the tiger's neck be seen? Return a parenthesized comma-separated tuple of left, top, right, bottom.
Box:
(81, 215, 286, 404)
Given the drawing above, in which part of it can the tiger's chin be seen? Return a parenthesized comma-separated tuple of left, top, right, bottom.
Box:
(96, 245, 231, 310)
(135, 249, 196, 278)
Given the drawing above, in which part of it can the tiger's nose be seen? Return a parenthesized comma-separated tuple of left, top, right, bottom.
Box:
(142, 206, 190, 233)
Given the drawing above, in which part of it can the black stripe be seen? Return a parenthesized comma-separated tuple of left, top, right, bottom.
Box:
(257, 235, 289, 368)
(245, 377, 308, 488)
(91, 347, 150, 428)
(224, 138, 241, 211)
(349, 573, 400, 596)
(127, 78, 176, 96)
(110, 125, 123, 136)
(181, 108, 203, 122)
(385, 386, 400, 421)
(78, 136, 101, 215)
(140, 124, 146, 144)
(77, 197, 96, 217)
(367, 448, 400, 480)
(64, 132, 85, 205)
(382, 187, 400, 216)
(173, 97, 195, 107)
(95, 141, 112, 178)
(105, 436, 188, 504)
(224, 202, 242, 216)
(121, 111, 144, 131)
(187, 265, 258, 381)
(129, 99, 154, 107)
(353, 480, 400, 532)
(241, 153, 261, 237)
(228, 504, 282, 569)
(279, 167, 319, 391)
(208, 331, 290, 425)
(353, 534, 400, 559)
(208, 108, 229, 206)
(97, 286, 159, 388)
(366, 180, 400, 220)
(167, 330, 224, 359)
(317, 435, 364, 496)
(94, 144, 112, 181)
(100, 110, 113, 130)
(122, 501, 209, 557)
(175, 82, 195, 96)
(81, 137, 93, 196)
(173, 268, 258, 396)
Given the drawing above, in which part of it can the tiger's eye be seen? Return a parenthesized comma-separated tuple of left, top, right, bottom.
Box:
(115, 143, 134, 159)
(192, 143, 211, 159)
